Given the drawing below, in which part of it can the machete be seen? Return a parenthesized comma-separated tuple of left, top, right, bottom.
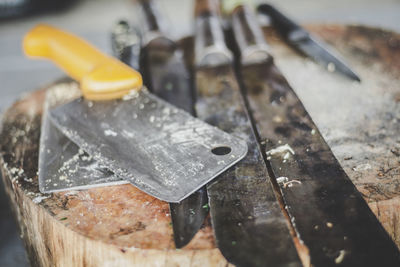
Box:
(137, 0, 208, 248)
(257, 4, 361, 82)
(193, 1, 302, 266)
(230, 4, 400, 266)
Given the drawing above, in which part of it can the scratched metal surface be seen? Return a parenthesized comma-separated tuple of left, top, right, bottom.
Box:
(141, 12, 208, 246)
(38, 83, 126, 193)
(195, 64, 301, 267)
(262, 25, 400, 248)
(240, 59, 400, 266)
(49, 89, 247, 202)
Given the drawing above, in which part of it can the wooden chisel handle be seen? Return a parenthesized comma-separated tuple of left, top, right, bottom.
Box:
(230, 5, 273, 65)
(137, 0, 171, 45)
(194, 0, 232, 67)
(23, 24, 143, 100)
(138, 0, 161, 32)
(194, 0, 220, 17)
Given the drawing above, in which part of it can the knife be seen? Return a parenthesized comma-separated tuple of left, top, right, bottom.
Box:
(231, 4, 400, 266)
(193, 0, 302, 266)
(25, 24, 248, 203)
(136, 0, 209, 248)
(257, 3, 361, 82)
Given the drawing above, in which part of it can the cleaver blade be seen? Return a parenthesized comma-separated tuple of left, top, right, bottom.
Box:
(49, 89, 248, 203)
(38, 84, 126, 193)
(24, 24, 248, 201)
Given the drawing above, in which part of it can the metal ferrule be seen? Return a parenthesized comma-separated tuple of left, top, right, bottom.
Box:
(194, 13, 233, 67)
(139, 0, 171, 46)
(231, 5, 273, 66)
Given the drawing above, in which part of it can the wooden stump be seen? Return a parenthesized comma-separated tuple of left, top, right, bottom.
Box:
(1, 25, 399, 266)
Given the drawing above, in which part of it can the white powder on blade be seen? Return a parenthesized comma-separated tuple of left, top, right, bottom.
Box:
(266, 144, 295, 157)
(104, 129, 118, 137)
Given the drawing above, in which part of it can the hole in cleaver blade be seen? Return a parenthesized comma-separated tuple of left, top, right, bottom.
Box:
(48, 90, 248, 203)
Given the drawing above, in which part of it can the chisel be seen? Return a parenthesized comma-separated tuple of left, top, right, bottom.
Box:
(229, 3, 400, 266)
(193, 0, 302, 266)
(137, 0, 209, 248)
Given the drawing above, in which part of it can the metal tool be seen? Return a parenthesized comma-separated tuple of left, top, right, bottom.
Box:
(38, 21, 142, 193)
(231, 4, 400, 266)
(257, 3, 361, 82)
(193, 1, 301, 266)
(137, 0, 209, 248)
(38, 22, 144, 194)
(25, 24, 248, 202)
(38, 21, 142, 194)
(39, 84, 125, 193)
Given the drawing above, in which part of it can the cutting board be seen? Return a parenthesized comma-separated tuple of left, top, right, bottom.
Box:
(1, 24, 399, 266)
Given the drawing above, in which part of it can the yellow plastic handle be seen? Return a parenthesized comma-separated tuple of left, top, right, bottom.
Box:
(23, 24, 143, 100)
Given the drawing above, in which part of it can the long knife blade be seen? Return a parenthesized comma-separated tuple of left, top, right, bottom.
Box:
(232, 5, 400, 266)
(137, 0, 208, 248)
(194, 2, 302, 266)
(257, 4, 361, 82)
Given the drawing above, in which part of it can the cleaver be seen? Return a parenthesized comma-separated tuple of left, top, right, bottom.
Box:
(25, 24, 247, 202)
(38, 83, 127, 193)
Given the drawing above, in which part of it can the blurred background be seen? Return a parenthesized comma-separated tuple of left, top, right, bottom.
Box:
(0, 0, 399, 265)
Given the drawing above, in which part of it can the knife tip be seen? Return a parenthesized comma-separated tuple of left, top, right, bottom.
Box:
(346, 71, 361, 83)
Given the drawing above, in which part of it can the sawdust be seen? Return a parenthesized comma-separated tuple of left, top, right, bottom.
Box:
(266, 144, 295, 162)
(334, 250, 347, 264)
(104, 129, 118, 137)
(283, 180, 302, 188)
(32, 195, 50, 204)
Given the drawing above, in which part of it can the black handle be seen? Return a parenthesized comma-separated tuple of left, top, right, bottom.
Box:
(138, 0, 163, 33)
(257, 4, 308, 41)
(111, 20, 141, 70)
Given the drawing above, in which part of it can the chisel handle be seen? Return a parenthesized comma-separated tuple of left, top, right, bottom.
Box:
(138, 0, 172, 45)
(111, 20, 142, 70)
(231, 5, 273, 65)
(257, 4, 309, 41)
(194, 0, 232, 67)
(138, 0, 163, 32)
(23, 24, 143, 100)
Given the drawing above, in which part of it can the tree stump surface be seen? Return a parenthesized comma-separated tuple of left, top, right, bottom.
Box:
(0, 24, 399, 266)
